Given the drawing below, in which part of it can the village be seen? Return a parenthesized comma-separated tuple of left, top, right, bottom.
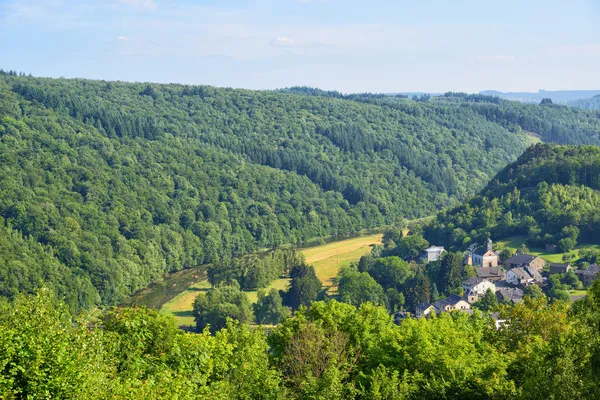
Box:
(394, 239, 600, 325)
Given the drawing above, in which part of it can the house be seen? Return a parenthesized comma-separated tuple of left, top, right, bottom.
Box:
(466, 239, 499, 267)
(495, 287, 524, 304)
(576, 264, 600, 287)
(462, 278, 496, 303)
(415, 302, 438, 318)
(476, 267, 506, 282)
(504, 254, 546, 271)
(393, 311, 411, 324)
(506, 268, 534, 286)
(422, 246, 445, 263)
(549, 263, 571, 275)
(434, 294, 471, 312)
(525, 265, 543, 283)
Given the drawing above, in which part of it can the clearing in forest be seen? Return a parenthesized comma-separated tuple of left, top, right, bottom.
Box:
(160, 233, 382, 327)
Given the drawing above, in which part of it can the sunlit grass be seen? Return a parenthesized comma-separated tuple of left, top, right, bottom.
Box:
(159, 233, 382, 327)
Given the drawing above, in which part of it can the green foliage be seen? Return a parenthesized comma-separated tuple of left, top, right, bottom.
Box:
(547, 275, 572, 302)
(439, 252, 464, 294)
(253, 289, 291, 325)
(193, 282, 252, 333)
(4, 75, 600, 311)
(474, 288, 499, 311)
(426, 144, 600, 250)
(208, 248, 304, 290)
(523, 284, 544, 300)
(336, 266, 386, 307)
(386, 234, 429, 261)
(362, 256, 413, 291)
(283, 264, 322, 310)
(5, 287, 600, 398)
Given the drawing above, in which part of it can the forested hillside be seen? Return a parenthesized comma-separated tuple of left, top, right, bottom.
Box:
(425, 144, 600, 250)
(2, 71, 600, 311)
(568, 95, 600, 110)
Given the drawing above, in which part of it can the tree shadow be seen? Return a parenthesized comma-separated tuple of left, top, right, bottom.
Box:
(172, 310, 194, 317)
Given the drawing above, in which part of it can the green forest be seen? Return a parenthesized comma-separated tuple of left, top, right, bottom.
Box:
(425, 144, 600, 250)
(2, 71, 600, 312)
(3, 285, 600, 399)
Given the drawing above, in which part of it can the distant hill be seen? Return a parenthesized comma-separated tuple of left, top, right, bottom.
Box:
(567, 95, 600, 110)
(425, 144, 600, 250)
(480, 89, 600, 104)
(2, 72, 600, 310)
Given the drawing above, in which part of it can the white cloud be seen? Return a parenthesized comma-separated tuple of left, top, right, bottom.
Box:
(476, 55, 515, 62)
(270, 36, 297, 47)
(119, 0, 157, 11)
(116, 35, 130, 41)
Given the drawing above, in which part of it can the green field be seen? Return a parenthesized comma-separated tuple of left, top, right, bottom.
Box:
(159, 233, 382, 327)
(496, 236, 600, 264)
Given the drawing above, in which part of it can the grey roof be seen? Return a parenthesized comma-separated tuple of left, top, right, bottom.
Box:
(496, 287, 524, 303)
(477, 267, 504, 279)
(549, 263, 571, 274)
(505, 254, 537, 266)
(444, 294, 464, 305)
(415, 302, 434, 312)
(425, 246, 445, 252)
(525, 266, 543, 281)
(462, 277, 487, 286)
(509, 267, 532, 281)
(585, 264, 600, 276)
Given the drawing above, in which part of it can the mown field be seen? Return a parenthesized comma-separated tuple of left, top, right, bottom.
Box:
(159, 233, 382, 327)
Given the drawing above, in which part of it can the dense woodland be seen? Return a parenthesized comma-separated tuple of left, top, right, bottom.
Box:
(3, 285, 600, 399)
(2, 72, 600, 312)
(425, 144, 600, 250)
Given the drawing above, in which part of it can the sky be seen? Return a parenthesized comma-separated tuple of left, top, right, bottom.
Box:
(1, 0, 599, 93)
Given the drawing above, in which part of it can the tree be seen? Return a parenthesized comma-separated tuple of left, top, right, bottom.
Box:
(547, 275, 571, 302)
(517, 243, 530, 254)
(336, 266, 386, 307)
(524, 284, 544, 300)
(283, 264, 322, 310)
(253, 289, 291, 325)
(439, 252, 463, 294)
(393, 234, 429, 261)
(365, 256, 413, 291)
(540, 98, 553, 105)
(385, 288, 405, 312)
(475, 288, 498, 311)
(404, 270, 431, 311)
(193, 281, 252, 333)
(383, 225, 404, 249)
(431, 282, 440, 300)
(558, 238, 576, 253)
(562, 270, 582, 289)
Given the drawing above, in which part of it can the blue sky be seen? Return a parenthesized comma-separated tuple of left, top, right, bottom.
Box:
(1, 0, 599, 93)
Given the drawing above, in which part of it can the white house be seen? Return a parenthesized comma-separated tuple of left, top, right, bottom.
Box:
(422, 246, 445, 263)
(461, 277, 496, 296)
(506, 268, 534, 286)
